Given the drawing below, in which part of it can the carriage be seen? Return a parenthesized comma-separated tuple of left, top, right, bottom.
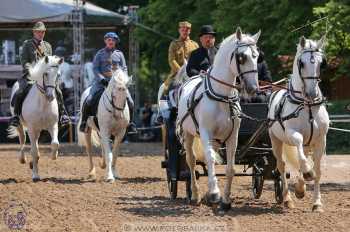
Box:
(160, 98, 284, 204)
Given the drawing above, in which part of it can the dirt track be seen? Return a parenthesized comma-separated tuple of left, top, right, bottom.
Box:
(0, 143, 349, 232)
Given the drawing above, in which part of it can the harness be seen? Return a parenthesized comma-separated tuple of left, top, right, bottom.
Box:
(268, 82, 326, 147)
(177, 72, 240, 144)
(177, 41, 259, 144)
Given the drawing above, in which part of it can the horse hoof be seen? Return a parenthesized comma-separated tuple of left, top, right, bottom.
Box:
(188, 198, 201, 206)
(100, 161, 106, 169)
(32, 177, 40, 182)
(19, 157, 26, 164)
(219, 201, 231, 212)
(303, 171, 315, 181)
(295, 190, 305, 199)
(52, 154, 58, 160)
(312, 205, 324, 213)
(87, 174, 96, 180)
(202, 193, 221, 206)
(284, 201, 295, 209)
(106, 178, 115, 183)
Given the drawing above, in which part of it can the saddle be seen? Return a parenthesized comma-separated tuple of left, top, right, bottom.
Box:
(81, 85, 106, 129)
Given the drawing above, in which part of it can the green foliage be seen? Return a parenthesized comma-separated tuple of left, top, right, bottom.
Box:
(312, 0, 350, 78)
(89, 0, 350, 105)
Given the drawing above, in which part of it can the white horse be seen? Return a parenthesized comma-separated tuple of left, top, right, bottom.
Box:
(177, 27, 261, 211)
(8, 56, 63, 181)
(78, 69, 130, 182)
(267, 36, 329, 212)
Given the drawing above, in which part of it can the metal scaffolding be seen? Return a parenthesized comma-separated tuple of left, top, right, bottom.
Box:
(127, 6, 140, 119)
(71, 0, 85, 139)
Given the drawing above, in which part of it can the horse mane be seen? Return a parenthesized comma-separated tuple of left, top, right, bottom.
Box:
(111, 69, 129, 85)
(29, 57, 47, 81)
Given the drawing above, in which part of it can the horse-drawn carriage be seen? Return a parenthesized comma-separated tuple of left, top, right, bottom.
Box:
(160, 97, 284, 204)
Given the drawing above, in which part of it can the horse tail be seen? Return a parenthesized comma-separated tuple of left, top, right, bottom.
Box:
(7, 125, 19, 139)
(282, 143, 300, 170)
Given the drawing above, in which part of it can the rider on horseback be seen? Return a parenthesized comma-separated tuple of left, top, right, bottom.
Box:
(9, 21, 70, 127)
(79, 32, 137, 133)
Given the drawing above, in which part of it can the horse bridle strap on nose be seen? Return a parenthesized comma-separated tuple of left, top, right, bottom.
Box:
(297, 49, 323, 81)
(230, 42, 258, 80)
(36, 65, 59, 94)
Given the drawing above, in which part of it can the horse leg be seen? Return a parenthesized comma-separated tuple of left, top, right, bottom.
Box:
(288, 130, 314, 181)
(48, 123, 59, 160)
(200, 132, 221, 205)
(17, 124, 26, 164)
(270, 133, 294, 208)
(101, 133, 114, 183)
(28, 128, 40, 181)
(294, 174, 306, 199)
(220, 120, 240, 212)
(311, 136, 326, 212)
(85, 129, 96, 179)
(184, 132, 200, 204)
(111, 132, 125, 179)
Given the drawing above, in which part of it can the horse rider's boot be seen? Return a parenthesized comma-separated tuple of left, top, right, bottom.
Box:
(55, 87, 70, 126)
(79, 99, 91, 133)
(126, 94, 137, 134)
(9, 92, 21, 127)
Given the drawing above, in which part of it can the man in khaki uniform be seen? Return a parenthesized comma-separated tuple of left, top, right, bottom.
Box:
(165, 21, 199, 88)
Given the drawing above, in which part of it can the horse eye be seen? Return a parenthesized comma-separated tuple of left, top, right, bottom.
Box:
(238, 54, 247, 65)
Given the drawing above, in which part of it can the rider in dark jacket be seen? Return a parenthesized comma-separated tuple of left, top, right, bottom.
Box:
(9, 21, 69, 127)
(186, 25, 218, 77)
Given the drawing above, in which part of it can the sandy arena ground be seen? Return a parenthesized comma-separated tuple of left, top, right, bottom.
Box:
(0, 143, 349, 232)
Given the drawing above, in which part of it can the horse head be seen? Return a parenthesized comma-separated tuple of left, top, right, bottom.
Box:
(213, 27, 260, 96)
(109, 69, 131, 111)
(30, 55, 63, 101)
(293, 35, 327, 101)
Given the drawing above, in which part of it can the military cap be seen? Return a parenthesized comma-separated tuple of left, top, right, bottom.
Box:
(179, 21, 191, 28)
(32, 21, 46, 31)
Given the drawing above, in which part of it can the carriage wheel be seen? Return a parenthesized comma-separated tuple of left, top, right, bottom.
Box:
(252, 167, 264, 199)
(274, 177, 283, 204)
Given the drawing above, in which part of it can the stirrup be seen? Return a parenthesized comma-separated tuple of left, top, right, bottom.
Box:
(127, 122, 138, 134)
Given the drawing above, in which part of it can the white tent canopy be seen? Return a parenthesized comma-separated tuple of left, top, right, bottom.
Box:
(0, 0, 127, 24)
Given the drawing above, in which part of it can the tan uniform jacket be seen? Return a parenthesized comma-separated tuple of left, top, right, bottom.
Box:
(168, 37, 199, 76)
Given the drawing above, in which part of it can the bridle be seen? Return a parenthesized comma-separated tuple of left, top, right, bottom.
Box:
(208, 41, 258, 89)
(102, 85, 127, 114)
(297, 48, 326, 82)
(291, 48, 327, 103)
(36, 65, 59, 95)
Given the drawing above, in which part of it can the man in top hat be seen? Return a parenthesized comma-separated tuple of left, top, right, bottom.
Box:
(186, 25, 218, 77)
(9, 21, 70, 127)
(165, 21, 199, 88)
(79, 32, 137, 133)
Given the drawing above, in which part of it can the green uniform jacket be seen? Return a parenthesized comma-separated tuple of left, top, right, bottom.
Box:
(20, 38, 52, 75)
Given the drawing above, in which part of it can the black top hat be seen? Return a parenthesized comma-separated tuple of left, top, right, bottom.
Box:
(199, 25, 216, 37)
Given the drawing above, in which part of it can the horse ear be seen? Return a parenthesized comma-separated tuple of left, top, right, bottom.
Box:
(236, 27, 242, 41)
(45, 56, 49, 63)
(299, 36, 306, 48)
(317, 35, 326, 50)
(251, 30, 261, 44)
